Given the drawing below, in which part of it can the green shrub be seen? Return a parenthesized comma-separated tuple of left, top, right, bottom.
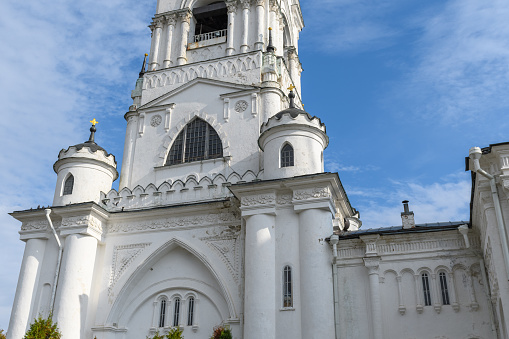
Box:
(0, 329, 6, 339)
(23, 315, 61, 339)
(210, 325, 232, 339)
(147, 327, 183, 339)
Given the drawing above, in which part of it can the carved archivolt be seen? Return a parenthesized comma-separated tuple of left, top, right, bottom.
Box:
(201, 225, 242, 283)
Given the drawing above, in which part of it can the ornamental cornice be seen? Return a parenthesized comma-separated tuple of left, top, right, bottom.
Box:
(241, 193, 276, 206)
(108, 211, 239, 234)
(20, 220, 49, 232)
(293, 187, 330, 201)
(60, 215, 104, 237)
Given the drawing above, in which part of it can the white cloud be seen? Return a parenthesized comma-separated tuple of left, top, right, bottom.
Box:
(353, 176, 471, 228)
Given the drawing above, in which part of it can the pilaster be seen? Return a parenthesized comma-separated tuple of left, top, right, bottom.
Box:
(225, 0, 238, 56)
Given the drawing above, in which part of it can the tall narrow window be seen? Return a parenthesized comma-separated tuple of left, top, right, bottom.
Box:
(166, 118, 223, 165)
(173, 298, 181, 326)
(422, 273, 432, 306)
(439, 272, 450, 305)
(281, 144, 294, 168)
(283, 265, 293, 307)
(63, 174, 74, 195)
(187, 297, 195, 326)
(159, 299, 167, 328)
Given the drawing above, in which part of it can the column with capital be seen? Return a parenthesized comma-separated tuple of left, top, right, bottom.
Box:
(225, 1, 237, 56)
(287, 47, 301, 95)
(363, 257, 383, 339)
(240, 0, 250, 53)
(254, 0, 264, 50)
(177, 11, 192, 65)
(149, 19, 163, 71)
(163, 14, 177, 68)
(277, 12, 284, 54)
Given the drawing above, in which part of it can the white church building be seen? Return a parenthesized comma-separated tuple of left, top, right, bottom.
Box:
(6, 0, 509, 338)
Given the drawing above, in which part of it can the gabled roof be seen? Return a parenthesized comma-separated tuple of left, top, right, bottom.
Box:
(138, 77, 259, 110)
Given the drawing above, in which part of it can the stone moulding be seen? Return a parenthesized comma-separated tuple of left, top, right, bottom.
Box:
(109, 242, 151, 296)
(107, 211, 239, 234)
(101, 170, 261, 211)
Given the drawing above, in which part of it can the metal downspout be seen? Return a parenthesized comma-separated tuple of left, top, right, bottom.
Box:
(45, 209, 63, 313)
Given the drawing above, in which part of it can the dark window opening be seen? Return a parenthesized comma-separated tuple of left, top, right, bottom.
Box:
(193, 2, 227, 41)
(166, 118, 223, 166)
(173, 298, 180, 326)
(159, 299, 166, 328)
(439, 272, 450, 305)
(187, 297, 195, 326)
(422, 273, 432, 306)
(283, 265, 293, 307)
(281, 144, 294, 168)
(63, 174, 74, 195)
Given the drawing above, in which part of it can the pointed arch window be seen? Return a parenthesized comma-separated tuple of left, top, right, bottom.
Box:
(283, 265, 293, 308)
(173, 298, 181, 326)
(159, 299, 167, 328)
(187, 297, 195, 326)
(166, 118, 223, 166)
(421, 273, 432, 306)
(63, 174, 74, 195)
(439, 272, 450, 305)
(281, 144, 294, 168)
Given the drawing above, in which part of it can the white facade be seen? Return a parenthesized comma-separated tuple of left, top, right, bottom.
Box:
(6, 1, 509, 339)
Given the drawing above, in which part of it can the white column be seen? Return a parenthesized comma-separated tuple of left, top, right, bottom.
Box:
(240, 0, 250, 53)
(149, 19, 163, 71)
(364, 257, 383, 339)
(287, 47, 298, 86)
(268, 0, 278, 49)
(7, 238, 47, 339)
(260, 87, 281, 121)
(54, 234, 98, 339)
(119, 113, 138, 189)
(163, 15, 177, 68)
(225, 1, 237, 56)
(177, 11, 191, 66)
(254, 0, 264, 50)
(298, 209, 335, 339)
(277, 12, 284, 54)
(244, 213, 276, 339)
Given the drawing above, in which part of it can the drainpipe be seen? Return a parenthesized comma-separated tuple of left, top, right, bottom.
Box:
(469, 147, 509, 280)
(45, 209, 63, 312)
(329, 234, 341, 339)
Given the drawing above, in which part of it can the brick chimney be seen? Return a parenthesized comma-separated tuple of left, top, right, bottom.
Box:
(401, 200, 415, 229)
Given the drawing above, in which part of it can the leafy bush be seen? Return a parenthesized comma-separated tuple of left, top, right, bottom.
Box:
(147, 327, 183, 339)
(0, 329, 6, 339)
(23, 315, 61, 339)
(210, 325, 232, 339)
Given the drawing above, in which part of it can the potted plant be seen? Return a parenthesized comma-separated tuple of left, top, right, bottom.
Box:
(210, 325, 232, 339)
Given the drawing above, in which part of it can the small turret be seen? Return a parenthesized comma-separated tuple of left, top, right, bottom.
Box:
(259, 86, 328, 180)
(52, 119, 118, 206)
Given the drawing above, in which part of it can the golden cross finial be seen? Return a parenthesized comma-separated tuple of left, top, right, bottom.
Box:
(90, 118, 98, 126)
(288, 84, 295, 91)
(269, 27, 272, 31)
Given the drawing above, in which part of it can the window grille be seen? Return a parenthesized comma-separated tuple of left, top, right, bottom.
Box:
(422, 273, 432, 306)
(187, 297, 195, 326)
(283, 266, 293, 307)
(439, 272, 450, 305)
(159, 299, 166, 328)
(281, 144, 294, 168)
(173, 298, 180, 326)
(166, 118, 223, 165)
(63, 174, 74, 195)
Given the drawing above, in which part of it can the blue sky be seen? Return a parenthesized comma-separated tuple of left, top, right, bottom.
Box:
(1, 0, 509, 331)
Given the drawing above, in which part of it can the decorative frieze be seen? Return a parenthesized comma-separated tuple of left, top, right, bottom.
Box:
(107, 212, 239, 234)
(21, 220, 49, 232)
(293, 187, 330, 201)
(241, 194, 275, 206)
(61, 215, 103, 234)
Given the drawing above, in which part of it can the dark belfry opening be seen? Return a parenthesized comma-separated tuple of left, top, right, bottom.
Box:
(193, 2, 227, 37)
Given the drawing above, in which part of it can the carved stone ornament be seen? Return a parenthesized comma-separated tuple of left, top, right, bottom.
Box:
(150, 114, 162, 127)
(179, 11, 192, 23)
(226, 0, 238, 13)
(165, 14, 177, 26)
(109, 243, 151, 295)
(108, 212, 239, 233)
(240, 0, 250, 9)
(202, 226, 241, 282)
(61, 215, 103, 233)
(234, 100, 248, 112)
(21, 220, 48, 231)
(293, 187, 330, 201)
(241, 194, 275, 206)
(276, 194, 292, 206)
(254, 0, 264, 7)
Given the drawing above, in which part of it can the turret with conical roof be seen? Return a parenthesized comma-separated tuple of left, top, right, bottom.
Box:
(52, 119, 118, 206)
